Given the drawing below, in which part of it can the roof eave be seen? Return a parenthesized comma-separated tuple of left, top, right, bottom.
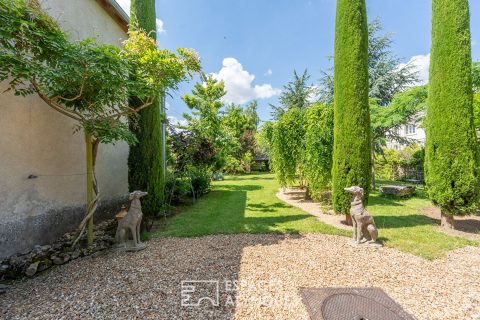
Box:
(95, 0, 129, 33)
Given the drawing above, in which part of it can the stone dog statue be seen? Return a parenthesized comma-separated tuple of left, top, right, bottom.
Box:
(115, 191, 148, 251)
(344, 186, 381, 247)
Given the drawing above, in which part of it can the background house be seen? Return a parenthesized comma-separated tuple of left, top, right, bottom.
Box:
(0, 0, 129, 258)
(386, 113, 426, 150)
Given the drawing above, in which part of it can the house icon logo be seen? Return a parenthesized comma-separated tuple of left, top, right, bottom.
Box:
(181, 280, 220, 307)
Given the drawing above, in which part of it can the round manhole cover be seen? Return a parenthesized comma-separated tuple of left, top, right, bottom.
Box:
(321, 293, 404, 320)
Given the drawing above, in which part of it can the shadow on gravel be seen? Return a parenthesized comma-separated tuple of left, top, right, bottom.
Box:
(175, 234, 292, 319)
(0, 233, 294, 319)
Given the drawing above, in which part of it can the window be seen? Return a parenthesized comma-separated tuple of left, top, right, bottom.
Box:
(406, 124, 416, 135)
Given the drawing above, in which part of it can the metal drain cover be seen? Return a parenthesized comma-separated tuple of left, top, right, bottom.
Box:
(300, 288, 415, 320)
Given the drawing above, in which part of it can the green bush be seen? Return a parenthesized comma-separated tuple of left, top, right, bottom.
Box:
(251, 161, 268, 172)
(375, 145, 424, 181)
(164, 172, 190, 205)
(223, 155, 244, 174)
(332, 0, 371, 214)
(164, 167, 212, 205)
(270, 108, 305, 186)
(241, 151, 254, 173)
(303, 103, 334, 199)
(188, 167, 212, 199)
(256, 122, 274, 157)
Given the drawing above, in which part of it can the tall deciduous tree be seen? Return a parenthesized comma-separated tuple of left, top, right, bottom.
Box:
(332, 0, 371, 222)
(183, 76, 226, 170)
(425, 0, 478, 228)
(183, 76, 225, 147)
(128, 0, 165, 217)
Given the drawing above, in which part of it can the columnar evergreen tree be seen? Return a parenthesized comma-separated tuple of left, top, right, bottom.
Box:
(128, 0, 165, 217)
(332, 0, 371, 222)
(425, 0, 478, 228)
(472, 62, 480, 131)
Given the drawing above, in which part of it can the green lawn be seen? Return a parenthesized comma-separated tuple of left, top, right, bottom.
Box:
(369, 189, 477, 259)
(154, 173, 348, 237)
(153, 173, 477, 259)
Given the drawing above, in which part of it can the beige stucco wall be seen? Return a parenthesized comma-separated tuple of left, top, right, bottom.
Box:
(0, 0, 129, 257)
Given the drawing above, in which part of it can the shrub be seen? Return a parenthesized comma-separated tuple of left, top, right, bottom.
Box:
(164, 172, 190, 205)
(188, 167, 212, 199)
(251, 161, 268, 172)
(270, 108, 305, 187)
(223, 155, 244, 174)
(375, 145, 424, 181)
(241, 151, 254, 173)
(303, 103, 334, 199)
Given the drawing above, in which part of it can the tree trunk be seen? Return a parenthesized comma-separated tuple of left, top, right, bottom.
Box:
(85, 133, 94, 245)
(441, 211, 455, 229)
(345, 213, 353, 226)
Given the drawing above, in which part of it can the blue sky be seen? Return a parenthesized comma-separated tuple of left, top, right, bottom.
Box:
(116, 0, 480, 124)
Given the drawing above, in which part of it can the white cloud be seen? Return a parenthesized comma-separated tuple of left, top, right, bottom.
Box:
(307, 85, 319, 103)
(211, 58, 281, 104)
(156, 18, 166, 34)
(398, 53, 430, 85)
(167, 116, 187, 127)
(264, 69, 273, 76)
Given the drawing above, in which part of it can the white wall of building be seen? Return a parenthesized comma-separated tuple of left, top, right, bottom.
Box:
(386, 115, 426, 150)
(0, 0, 129, 257)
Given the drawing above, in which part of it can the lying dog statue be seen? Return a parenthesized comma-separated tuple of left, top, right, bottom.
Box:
(115, 190, 148, 251)
(344, 186, 380, 246)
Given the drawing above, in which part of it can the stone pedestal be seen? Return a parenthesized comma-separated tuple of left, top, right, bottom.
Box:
(115, 240, 147, 252)
(348, 239, 382, 248)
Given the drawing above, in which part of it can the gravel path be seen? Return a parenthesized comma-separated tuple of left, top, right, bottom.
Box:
(277, 188, 350, 231)
(1, 234, 479, 319)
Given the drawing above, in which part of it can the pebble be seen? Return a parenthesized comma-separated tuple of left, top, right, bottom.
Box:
(25, 261, 39, 277)
(0, 284, 9, 295)
(0, 234, 479, 319)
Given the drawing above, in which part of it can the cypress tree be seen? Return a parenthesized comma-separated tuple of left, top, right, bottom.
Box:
(128, 0, 165, 216)
(332, 0, 371, 222)
(426, 0, 478, 228)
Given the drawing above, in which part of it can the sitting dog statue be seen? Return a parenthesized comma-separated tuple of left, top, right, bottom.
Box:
(115, 191, 148, 250)
(344, 186, 380, 246)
